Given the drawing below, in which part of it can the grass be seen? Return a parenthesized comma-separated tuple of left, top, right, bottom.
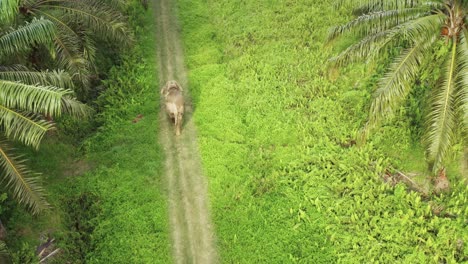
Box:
(75, 4, 171, 263)
(81, 100, 170, 263)
(176, 0, 467, 263)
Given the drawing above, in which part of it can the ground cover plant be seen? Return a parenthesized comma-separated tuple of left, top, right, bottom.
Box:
(63, 3, 171, 262)
(177, 0, 467, 262)
(3, 136, 87, 263)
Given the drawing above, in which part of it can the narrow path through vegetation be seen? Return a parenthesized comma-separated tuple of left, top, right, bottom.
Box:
(153, 0, 218, 263)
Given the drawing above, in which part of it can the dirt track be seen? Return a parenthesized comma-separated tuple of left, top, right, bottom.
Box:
(153, 0, 218, 263)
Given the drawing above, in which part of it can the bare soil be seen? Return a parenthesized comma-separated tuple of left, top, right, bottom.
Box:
(153, 0, 219, 263)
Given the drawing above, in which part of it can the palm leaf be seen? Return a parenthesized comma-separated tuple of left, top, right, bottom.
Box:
(0, 80, 90, 126)
(0, 141, 49, 214)
(61, 95, 92, 118)
(401, 13, 443, 42)
(330, 27, 401, 66)
(0, 80, 90, 147)
(0, 65, 73, 88)
(363, 43, 429, 131)
(0, 0, 19, 23)
(328, 6, 430, 41)
(32, 8, 91, 88)
(27, 0, 131, 88)
(424, 37, 459, 172)
(0, 240, 9, 259)
(455, 30, 468, 141)
(0, 80, 72, 116)
(53, 32, 90, 88)
(83, 34, 97, 73)
(334, 0, 439, 12)
(330, 14, 443, 66)
(355, 14, 442, 139)
(0, 18, 56, 58)
(39, 1, 132, 45)
(52, 31, 90, 88)
(0, 105, 51, 148)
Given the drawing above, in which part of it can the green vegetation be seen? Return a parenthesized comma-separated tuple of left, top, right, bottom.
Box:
(2, 0, 467, 263)
(0, 16, 89, 213)
(0, 0, 129, 215)
(17, 0, 132, 91)
(2, 1, 170, 263)
(177, 0, 467, 262)
(329, 0, 468, 173)
(4, 137, 84, 263)
(76, 6, 171, 260)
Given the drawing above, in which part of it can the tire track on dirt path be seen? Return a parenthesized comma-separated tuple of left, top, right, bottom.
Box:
(153, 0, 219, 263)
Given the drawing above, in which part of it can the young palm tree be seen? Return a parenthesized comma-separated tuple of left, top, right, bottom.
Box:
(17, 0, 132, 92)
(0, 17, 90, 214)
(328, 0, 468, 173)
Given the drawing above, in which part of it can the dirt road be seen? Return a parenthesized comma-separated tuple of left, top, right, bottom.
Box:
(153, 0, 218, 263)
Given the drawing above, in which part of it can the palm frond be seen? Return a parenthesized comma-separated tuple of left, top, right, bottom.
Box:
(455, 30, 468, 140)
(0, 79, 89, 119)
(103, 0, 127, 9)
(0, 141, 49, 214)
(424, 37, 459, 172)
(330, 27, 401, 66)
(357, 15, 442, 142)
(0, 65, 73, 88)
(328, 6, 431, 41)
(83, 35, 97, 73)
(20, 0, 133, 90)
(0, 18, 56, 58)
(61, 95, 93, 118)
(334, 0, 441, 13)
(0, 105, 51, 148)
(31, 9, 91, 88)
(53, 31, 91, 88)
(52, 32, 81, 71)
(363, 35, 436, 134)
(330, 13, 443, 67)
(0, 80, 72, 116)
(54, 29, 90, 88)
(0, 238, 9, 261)
(401, 13, 443, 42)
(0, 0, 19, 23)
(38, 1, 132, 45)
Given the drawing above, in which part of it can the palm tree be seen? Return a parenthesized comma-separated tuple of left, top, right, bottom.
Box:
(0, 17, 90, 214)
(17, 0, 132, 93)
(328, 0, 467, 173)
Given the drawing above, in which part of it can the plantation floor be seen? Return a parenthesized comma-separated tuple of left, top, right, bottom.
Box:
(153, 0, 218, 263)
